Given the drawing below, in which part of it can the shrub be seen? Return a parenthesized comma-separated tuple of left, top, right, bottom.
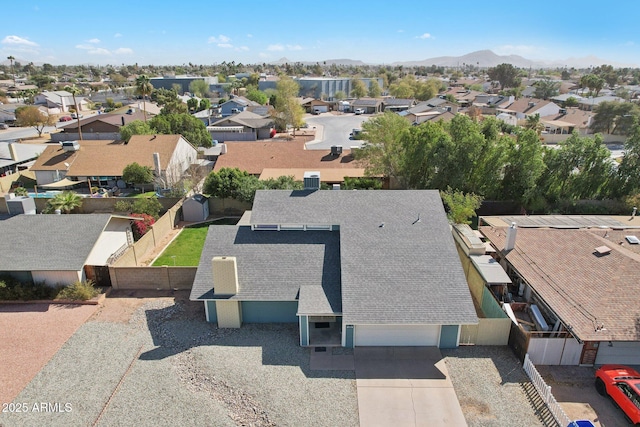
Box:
(131, 213, 156, 240)
(55, 280, 100, 301)
(132, 197, 162, 219)
(0, 275, 58, 300)
(114, 200, 133, 213)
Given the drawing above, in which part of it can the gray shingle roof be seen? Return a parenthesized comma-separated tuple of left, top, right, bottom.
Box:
(249, 190, 477, 326)
(190, 226, 342, 313)
(0, 214, 112, 271)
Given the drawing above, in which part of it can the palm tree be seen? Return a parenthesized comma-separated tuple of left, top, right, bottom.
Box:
(48, 191, 82, 214)
(524, 113, 545, 136)
(64, 85, 83, 141)
(135, 75, 153, 121)
(7, 55, 16, 87)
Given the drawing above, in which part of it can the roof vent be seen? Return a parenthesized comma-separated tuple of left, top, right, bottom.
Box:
(303, 171, 321, 190)
(330, 145, 343, 156)
(595, 245, 612, 255)
(625, 235, 640, 244)
(559, 108, 567, 115)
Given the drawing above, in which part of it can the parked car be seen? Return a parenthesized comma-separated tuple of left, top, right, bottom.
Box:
(595, 364, 640, 424)
(0, 123, 8, 130)
(70, 113, 83, 119)
(567, 421, 596, 427)
(59, 116, 72, 122)
(354, 108, 365, 115)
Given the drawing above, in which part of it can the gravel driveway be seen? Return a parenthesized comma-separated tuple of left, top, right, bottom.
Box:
(0, 296, 358, 427)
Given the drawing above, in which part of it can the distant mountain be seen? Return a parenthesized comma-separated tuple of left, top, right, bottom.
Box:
(392, 50, 536, 68)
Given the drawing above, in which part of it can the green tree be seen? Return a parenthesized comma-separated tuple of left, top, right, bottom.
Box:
(122, 162, 155, 189)
(246, 87, 268, 105)
(64, 85, 84, 140)
(131, 197, 163, 219)
(149, 113, 212, 147)
(368, 80, 381, 98)
(135, 75, 153, 121)
(591, 101, 640, 135)
(203, 167, 250, 199)
(189, 79, 209, 98)
(617, 124, 640, 196)
(187, 97, 198, 112)
(15, 106, 54, 137)
(273, 76, 304, 134)
(120, 120, 153, 142)
(564, 96, 578, 107)
(500, 129, 545, 205)
(334, 91, 346, 100)
(198, 98, 211, 112)
(388, 81, 413, 98)
(47, 191, 82, 214)
(350, 79, 367, 98)
(440, 188, 483, 225)
(524, 113, 545, 135)
(533, 78, 560, 100)
(487, 63, 521, 89)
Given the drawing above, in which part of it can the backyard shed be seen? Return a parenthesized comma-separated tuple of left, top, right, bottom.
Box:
(183, 194, 209, 222)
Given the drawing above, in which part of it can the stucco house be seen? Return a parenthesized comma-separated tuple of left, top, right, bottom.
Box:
(190, 188, 478, 348)
(34, 90, 88, 114)
(30, 134, 198, 189)
(219, 96, 261, 117)
(207, 110, 274, 142)
(0, 214, 135, 286)
(500, 97, 561, 120)
(54, 110, 148, 142)
(480, 215, 640, 366)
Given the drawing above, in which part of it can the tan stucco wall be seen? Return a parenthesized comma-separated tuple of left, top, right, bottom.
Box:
(215, 300, 242, 328)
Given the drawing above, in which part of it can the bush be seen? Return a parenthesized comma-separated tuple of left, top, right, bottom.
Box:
(114, 200, 133, 212)
(132, 197, 162, 219)
(55, 280, 100, 301)
(0, 275, 58, 300)
(131, 213, 156, 240)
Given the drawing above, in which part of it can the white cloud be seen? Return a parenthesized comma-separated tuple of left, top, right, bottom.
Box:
(87, 38, 101, 44)
(208, 34, 231, 44)
(2, 35, 39, 46)
(417, 33, 432, 39)
(494, 44, 541, 56)
(87, 47, 111, 55)
(236, 46, 249, 51)
(286, 44, 302, 51)
(114, 47, 133, 55)
(76, 44, 133, 56)
(218, 43, 233, 49)
(114, 33, 122, 38)
(267, 44, 285, 51)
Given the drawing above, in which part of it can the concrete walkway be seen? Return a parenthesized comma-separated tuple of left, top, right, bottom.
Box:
(355, 347, 467, 427)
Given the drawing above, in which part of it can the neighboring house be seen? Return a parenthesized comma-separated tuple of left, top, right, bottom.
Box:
(442, 88, 483, 107)
(34, 90, 88, 113)
(0, 213, 135, 286)
(550, 93, 584, 105)
(350, 98, 383, 114)
(219, 96, 261, 117)
(208, 110, 274, 142)
(473, 94, 514, 110)
(480, 215, 640, 366)
(0, 106, 17, 125)
(30, 134, 198, 188)
(499, 98, 560, 120)
(496, 112, 518, 127)
(298, 98, 332, 114)
(212, 139, 367, 185)
(540, 107, 593, 135)
(577, 96, 625, 111)
(190, 189, 478, 348)
(0, 142, 49, 175)
(398, 98, 458, 124)
(54, 110, 148, 142)
(383, 98, 415, 112)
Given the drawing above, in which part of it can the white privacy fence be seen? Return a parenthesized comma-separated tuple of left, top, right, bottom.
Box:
(523, 353, 572, 427)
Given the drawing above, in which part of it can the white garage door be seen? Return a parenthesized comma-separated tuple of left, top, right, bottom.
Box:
(595, 341, 640, 365)
(355, 324, 440, 347)
(313, 106, 328, 113)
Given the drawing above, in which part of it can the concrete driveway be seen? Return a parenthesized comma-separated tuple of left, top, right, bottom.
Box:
(355, 347, 467, 427)
(304, 113, 369, 150)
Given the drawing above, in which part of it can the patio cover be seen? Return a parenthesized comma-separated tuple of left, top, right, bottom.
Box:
(40, 178, 86, 189)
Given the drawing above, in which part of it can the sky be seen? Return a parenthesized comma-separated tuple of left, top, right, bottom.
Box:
(2, 1, 640, 67)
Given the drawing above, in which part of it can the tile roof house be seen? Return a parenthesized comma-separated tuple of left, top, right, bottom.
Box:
(480, 216, 640, 365)
(212, 139, 366, 184)
(499, 97, 560, 119)
(54, 110, 148, 142)
(0, 142, 49, 175)
(540, 107, 594, 135)
(30, 135, 198, 188)
(350, 98, 383, 114)
(190, 189, 478, 348)
(0, 213, 135, 286)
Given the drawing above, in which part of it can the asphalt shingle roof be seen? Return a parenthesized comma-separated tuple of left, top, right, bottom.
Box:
(0, 214, 112, 271)
(191, 226, 342, 312)
(249, 190, 477, 326)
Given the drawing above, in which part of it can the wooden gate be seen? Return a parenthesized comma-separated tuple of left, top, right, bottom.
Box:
(84, 265, 112, 287)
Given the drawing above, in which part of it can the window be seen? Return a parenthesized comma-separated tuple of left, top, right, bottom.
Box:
(252, 224, 279, 231)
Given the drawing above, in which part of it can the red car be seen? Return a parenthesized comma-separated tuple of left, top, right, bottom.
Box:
(595, 364, 640, 424)
(59, 116, 72, 122)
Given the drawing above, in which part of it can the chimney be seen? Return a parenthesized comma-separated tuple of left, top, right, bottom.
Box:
(152, 152, 161, 177)
(220, 143, 227, 154)
(8, 143, 18, 161)
(505, 222, 517, 251)
(212, 256, 239, 294)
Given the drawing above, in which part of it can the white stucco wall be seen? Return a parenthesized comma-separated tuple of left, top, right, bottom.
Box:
(35, 170, 66, 185)
(32, 270, 83, 286)
(166, 137, 198, 185)
(85, 218, 132, 266)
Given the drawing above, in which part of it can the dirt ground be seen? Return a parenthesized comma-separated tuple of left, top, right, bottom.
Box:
(89, 289, 191, 323)
(538, 365, 632, 427)
(0, 303, 99, 404)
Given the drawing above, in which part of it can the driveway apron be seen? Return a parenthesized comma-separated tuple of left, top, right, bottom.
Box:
(355, 347, 467, 427)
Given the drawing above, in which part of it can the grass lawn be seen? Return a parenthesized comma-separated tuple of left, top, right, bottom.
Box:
(127, 191, 157, 198)
(152, 218, 239, 266)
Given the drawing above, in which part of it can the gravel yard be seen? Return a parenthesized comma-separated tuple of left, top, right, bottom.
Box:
(0, 295, 358, 427)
